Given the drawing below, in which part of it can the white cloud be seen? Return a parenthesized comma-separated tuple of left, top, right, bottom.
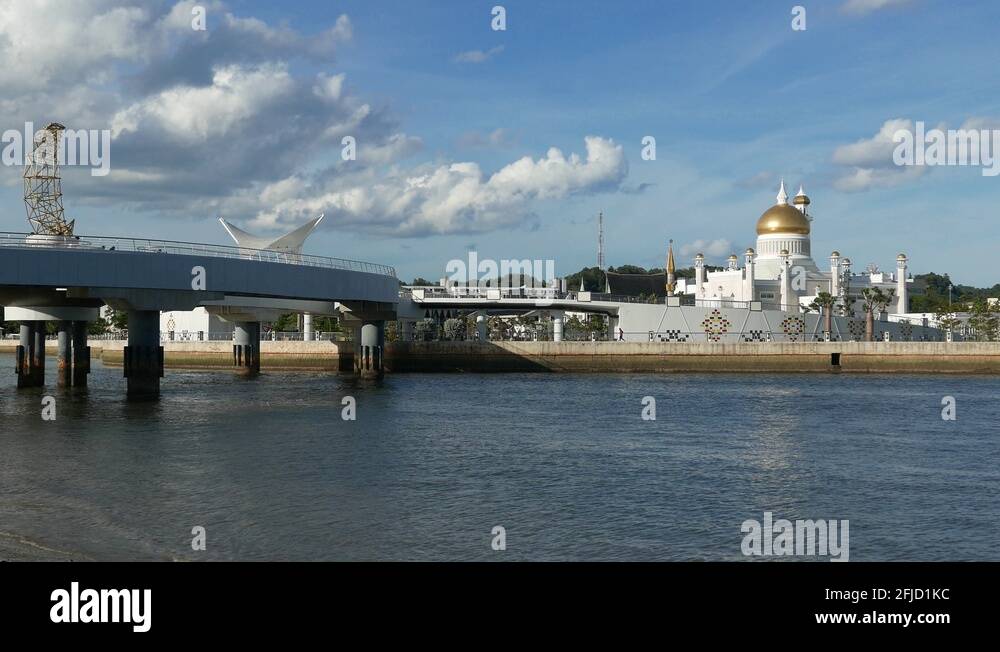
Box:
(832, 118, 931, 191)
(248, 136, 628, 236)
(112, 64, 296, 140)
(457, 128, 517, 149)
(679, 239, 732, 259)
(454, 45, 504, 63)
(841, 0, 913, 16)
(0, 2, 629, 238)
(832, 118, 912, 167)
(833, 165, 925, 192)
(0, 0, 150, 91)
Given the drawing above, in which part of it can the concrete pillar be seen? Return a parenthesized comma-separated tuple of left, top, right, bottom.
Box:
(694, 254, 705, 299)
(779, 252, 798, 313)
(124, 310, 163, 399)
(552, 311, 564, 342)
(16, 323, 34, 388)
(354, 320, 385, 379)
(743, 249, 755, 302)
(830, 252, 841, 297)
(607, 315, 620, 341)
(57, 321, 72, 387)
(72, 321, 90, 387)
(31, 321, 46, 386)
(303, 312, 313, 341)
(233, 321, 261, 377)
(476, 312, 488, 342)
(896, 254, 908, 314)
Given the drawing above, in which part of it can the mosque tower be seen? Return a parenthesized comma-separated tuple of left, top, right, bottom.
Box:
(752, 180, 819, 278)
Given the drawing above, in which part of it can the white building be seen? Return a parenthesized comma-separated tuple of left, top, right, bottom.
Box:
(160, 307, 234, 341)
(687, 181, 914, 315)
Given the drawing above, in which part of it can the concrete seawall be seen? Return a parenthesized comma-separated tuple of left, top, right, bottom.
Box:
(3, 340, 1000, 373)
(385, 341, 1000, 374)
(0, 340, 352, 371)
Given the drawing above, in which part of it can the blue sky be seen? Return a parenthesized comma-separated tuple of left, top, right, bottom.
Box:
(2, 0, 999, 284)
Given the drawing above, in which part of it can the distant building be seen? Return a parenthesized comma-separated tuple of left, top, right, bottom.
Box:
(161, 308, 234, 341)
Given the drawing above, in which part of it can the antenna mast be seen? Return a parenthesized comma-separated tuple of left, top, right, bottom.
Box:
(597, 211, 605, 271)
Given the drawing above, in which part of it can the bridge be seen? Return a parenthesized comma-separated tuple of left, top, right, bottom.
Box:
(0, 231, 398, 397)
(397, 285, 626, 342)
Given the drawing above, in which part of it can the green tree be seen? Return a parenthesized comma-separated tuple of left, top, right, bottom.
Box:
(443, 318, 464, 340)
(861, 287, 894, 342)
(807, 291, 837, 337)
(933, 304, 963, 338)
(967, 298, 998, 341)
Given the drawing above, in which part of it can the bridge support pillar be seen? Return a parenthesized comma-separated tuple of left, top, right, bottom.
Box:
(233, 321, 261, 377)
(124, 310, 163, 400)
(57, 321, 72, 387)
(354, 321, 385, 379)
(31, 321, 46, 386)
(551, 311, 564, 342)
(476, 312, 488, 342)
(72, 321, 90, 387)
(16, 323, 39, 388)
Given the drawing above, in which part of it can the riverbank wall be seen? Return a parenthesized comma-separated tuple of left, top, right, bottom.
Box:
(385, 341, 1000, 374)
(2, 340, 999, 373)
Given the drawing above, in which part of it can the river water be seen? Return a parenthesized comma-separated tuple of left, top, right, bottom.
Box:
(0, 353, 997, 560)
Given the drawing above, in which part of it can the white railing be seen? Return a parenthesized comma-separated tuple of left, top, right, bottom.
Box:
(0, 231, 397, 277)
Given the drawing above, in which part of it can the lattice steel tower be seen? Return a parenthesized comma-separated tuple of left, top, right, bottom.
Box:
(24, 122, 75, 236)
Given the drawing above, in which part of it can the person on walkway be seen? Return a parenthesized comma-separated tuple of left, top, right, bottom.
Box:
(618, 327, 625, 341)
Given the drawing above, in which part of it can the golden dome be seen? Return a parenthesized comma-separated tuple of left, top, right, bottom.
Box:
(756, 204, 810, 235)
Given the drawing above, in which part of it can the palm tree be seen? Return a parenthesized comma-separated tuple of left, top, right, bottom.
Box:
(861, 287, 895, 341)
(807, 292, 838, 339)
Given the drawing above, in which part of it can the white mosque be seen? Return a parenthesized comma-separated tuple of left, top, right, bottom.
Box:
(679, 180, 912, 316)
(596, 180, 946, 342)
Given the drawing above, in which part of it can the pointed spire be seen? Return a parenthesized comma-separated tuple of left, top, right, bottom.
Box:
(666, 239, 676, 296)
(776, 179, 788, 205)
(796, 184, 806, 198)
(579, 276, 586, 292)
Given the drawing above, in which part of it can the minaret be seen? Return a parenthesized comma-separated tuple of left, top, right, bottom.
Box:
(776, 178, 789, 205)
(793, 185, 811, 216)
(779, 248, 798, 312)
(727, 254, 738, 271)
(744, 248, 755, 301)
(896, 253, 908, 313)
(694, 253, 705, 298)
(830, 251, 841, 296)
(665, 239, 676, 296)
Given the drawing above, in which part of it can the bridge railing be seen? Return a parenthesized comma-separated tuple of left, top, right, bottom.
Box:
(0, 231, 397, 277)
